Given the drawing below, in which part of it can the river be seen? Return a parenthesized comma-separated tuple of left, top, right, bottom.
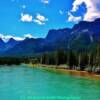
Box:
(0, 64, 100, 100)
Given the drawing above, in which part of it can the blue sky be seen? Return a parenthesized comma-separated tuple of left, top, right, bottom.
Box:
(0, 0, 100, 41)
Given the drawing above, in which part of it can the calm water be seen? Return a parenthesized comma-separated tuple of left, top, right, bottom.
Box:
(0, 64, 100, 100)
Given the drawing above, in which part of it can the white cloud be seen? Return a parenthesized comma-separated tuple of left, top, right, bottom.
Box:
(41, 0, 49, 4)
(20, 13, 33, 22)
(24, 34, 33, 38)
(33, 13, 48, 25)
(0, 34, 24, 42)
(22, 5, 26, 9)
(20, 13, 48, 25)
(70, 0, 100, 21)
(33, 19, 44, 25)
(36, 13, 48, 22)
(0, 34, 34, 42)
(59, 10, 63, 15)
(68, 12, 82, 22)
(11, 0, 15, 2)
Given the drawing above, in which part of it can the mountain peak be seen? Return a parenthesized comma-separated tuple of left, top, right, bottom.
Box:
(7, 38, 16, 42)
(0, 38, 5, 43)
(94, 18, 100, 22)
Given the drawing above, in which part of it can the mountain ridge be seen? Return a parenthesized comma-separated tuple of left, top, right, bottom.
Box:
(0, 18, 100, 57)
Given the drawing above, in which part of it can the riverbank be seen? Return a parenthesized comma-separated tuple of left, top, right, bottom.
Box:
(30, 64, 100, 80)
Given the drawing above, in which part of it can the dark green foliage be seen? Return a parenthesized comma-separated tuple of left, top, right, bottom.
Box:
(1, 44, 100, 74)
(68, 50, 78, 69)
(40, 44, 100, 74)
(0, 57, 29, 65)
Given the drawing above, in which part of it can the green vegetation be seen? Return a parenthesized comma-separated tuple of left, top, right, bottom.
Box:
(0, 57, 30, 65)
(40, 44, 100, 74)
(1, 44, 100, 75)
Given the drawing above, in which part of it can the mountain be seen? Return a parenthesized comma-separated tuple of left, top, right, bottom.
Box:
(69, 18, 100, 51)
(45, 28, 71, 43)
(4, 28, 72, 56)
(0, 38, 20, 54)
(42, 28, 72, 52)
(1, 18, 100, 57)
(0, 38, 5, 52)
(4, 38, 20, 51)
(3, 38, 44, 56)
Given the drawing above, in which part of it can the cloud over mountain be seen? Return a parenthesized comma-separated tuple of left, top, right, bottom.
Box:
(68, 12, 82, 22)
(69, 0, 100, 22)
(0, 34, 33, 42)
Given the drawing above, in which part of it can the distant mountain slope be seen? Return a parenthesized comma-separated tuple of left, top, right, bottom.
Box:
(0, 38, 20, 53)
(5, 38, 20, 51)
(45, 28, 71, 43)
(1, 18, 100, 57)
(3, 38, 44, 56)
(0, 38, 5, 52)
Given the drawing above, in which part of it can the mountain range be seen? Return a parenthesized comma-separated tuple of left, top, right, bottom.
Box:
(0, 18, 100, 57)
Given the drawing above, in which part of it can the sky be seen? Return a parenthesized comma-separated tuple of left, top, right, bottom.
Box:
(0, 0, 100, 41)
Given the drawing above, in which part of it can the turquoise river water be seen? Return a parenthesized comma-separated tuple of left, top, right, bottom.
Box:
(0, 64, 100, 100)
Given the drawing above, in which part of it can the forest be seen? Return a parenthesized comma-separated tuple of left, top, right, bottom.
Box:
(0, 44, 100, 74)
(40, 44, 100, 74)
(0, 57, 30, 65)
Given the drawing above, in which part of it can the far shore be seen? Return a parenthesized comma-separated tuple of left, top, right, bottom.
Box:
(29, 63, 100, 80)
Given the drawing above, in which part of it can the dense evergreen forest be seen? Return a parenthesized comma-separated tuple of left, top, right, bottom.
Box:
(0, 57, 30, 65)
(40, 44, 100, 74)
(0, 44, 100, 74)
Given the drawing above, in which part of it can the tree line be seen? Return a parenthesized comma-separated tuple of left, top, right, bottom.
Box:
(40, 44, 100, 74)
(0, 57, 30, 65)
